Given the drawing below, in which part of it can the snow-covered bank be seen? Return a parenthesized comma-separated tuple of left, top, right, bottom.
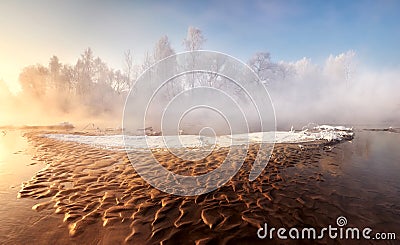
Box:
(43, 125, 354, 151)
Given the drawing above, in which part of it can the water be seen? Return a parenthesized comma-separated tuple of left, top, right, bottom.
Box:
(0, 130, 69, 243)
(0, 130, 40, 241)
(0, 129, 398, 243)
(320, 130, 400, 236)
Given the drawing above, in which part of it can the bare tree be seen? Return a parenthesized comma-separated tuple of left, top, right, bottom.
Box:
(111, 69, 124, 94)
(248, 51, 291, 85)
(19, 65, 49, 98)
(123, 50, 134, 89)
(152, 36, 178, 99)
(182, 27, 206, 89)
(49, 55, 61, 91)
(141, 51, 154, 72)
(75, 48, 95, 95)
(60, 64, 75, 94)
(154, 36, 175, 61)
(248, 52, 271, 81)
(183, 26, 206, 51)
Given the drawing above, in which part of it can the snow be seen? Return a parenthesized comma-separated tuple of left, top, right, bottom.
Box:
(43, 125, 353, 151)
(314, 125, 353, 131)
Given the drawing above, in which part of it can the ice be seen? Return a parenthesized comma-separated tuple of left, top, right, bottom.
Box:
(314, 125, 353, 131)
(43, 125, 353, 151)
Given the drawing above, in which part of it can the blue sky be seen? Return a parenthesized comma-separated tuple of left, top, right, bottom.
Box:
(1, 0, 399, 90)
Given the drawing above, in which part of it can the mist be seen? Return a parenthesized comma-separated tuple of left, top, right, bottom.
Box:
(1, 27, 399, 132)
(0, 48, 129, 129)
(124, 49, 400, 135)
(264, 51, 400, 129)
(0, 85, 124, 129)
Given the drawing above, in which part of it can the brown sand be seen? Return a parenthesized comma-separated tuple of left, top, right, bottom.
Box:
(15, 131, 397, 244)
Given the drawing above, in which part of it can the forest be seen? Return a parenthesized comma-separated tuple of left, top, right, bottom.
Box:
(1, 27, 286, 122)
(2, 26, 392, 128)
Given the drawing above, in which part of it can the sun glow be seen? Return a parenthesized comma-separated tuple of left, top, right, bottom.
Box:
(0, 63, 22, 94)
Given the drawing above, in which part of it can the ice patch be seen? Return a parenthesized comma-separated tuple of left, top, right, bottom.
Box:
(43, 125, 353, 151)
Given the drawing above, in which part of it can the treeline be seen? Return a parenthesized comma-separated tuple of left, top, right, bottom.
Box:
(19, 47, 135, 115)
(17, 26, 289, 117)
(17, 27, 210, 116)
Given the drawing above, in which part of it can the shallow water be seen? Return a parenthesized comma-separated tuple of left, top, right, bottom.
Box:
(0, 131, 40, 240)
(0, 129, 399, 244)
(0, 130, 71, 244)
(0, 131, 44, 241)
(324, 130, 400, 231)
(317, 130, 400, 238)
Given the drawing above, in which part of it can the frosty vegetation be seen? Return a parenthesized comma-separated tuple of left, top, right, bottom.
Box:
(1, 26, 399, 128)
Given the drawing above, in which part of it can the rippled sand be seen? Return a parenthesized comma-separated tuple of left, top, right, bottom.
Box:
(16, 131, 399, 244)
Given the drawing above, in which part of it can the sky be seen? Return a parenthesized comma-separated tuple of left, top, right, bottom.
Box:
(1, 0, 399, 93)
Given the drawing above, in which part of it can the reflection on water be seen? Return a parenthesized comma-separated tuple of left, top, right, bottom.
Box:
(0, 130, 68, 243)
(0, 130, 40, 242)
(0, 130, 37, 189)
(321, 130, 400, 235)
(341, 130, 400, 191)
(0, 129, 399, 243)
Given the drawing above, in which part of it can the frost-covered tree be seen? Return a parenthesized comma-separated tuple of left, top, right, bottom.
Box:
(141, 51, 154, 72)
(19, 65, 49, 98)
(123, 50, 135, 90)
(248, 52, 291, 85)
(60, 64, 76, 94)
(154, 36, 175, 61)
(324, 50, 356, 85)
(152, 36, 179, 99)
(183, 26, 206, 51)
(248, 52, 274, 83)
(182, 27, 206, 88)
(75, 48, 95, 95)
(49, 55, 61, 91)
